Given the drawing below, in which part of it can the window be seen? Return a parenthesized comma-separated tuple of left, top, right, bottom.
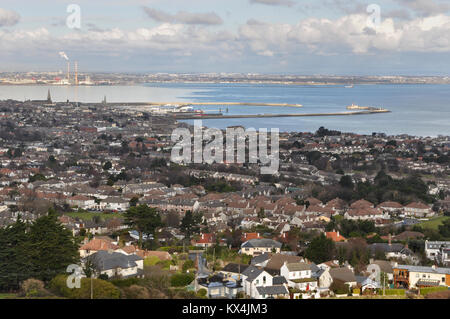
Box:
(263, 276, 266, 284)
(442, 277, 445, 283)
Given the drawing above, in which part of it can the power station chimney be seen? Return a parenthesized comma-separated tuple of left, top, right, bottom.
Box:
(67, 61, 70, 85)
(74, 61, 78, 86)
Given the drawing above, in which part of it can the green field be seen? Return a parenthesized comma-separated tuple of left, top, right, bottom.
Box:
(0, 293, 17, 299)
(65, 212, 123, 221)
(417, 216, 450, 230)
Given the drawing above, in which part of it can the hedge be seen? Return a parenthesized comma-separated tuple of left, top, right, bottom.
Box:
(419, 286, 448, 296)
(158, 246, 202, 253)
(384, 289, 406, 296)
(170, 273, 195, 287)
(50, 275, 120, 299)
(110, 277, 140, 288)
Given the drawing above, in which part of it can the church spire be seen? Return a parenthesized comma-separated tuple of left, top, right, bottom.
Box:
(47, 89, 52, 103)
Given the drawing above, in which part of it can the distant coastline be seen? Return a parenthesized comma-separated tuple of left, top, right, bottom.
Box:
(1, 73, 450, 86)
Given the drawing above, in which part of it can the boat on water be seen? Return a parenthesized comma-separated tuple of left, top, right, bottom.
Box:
(345, 84, 354, 88)
(347, 103, 372, 110)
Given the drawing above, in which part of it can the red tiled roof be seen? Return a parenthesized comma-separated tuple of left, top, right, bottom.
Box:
(405, 202, 430, 209)
(80, 238, 119, 251)
(326, 231, 347, 242)
(195, 233, 215, 244)
(241, 232, 261, 241)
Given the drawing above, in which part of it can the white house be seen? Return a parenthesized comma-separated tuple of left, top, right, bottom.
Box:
(240, 238, 282, 256)
(280, 262, 318, 291)
(403, 202, 433, 218)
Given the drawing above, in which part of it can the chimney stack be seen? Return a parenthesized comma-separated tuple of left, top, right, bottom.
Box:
(388, 233, 392, 246)
(74, 61, 78, 85)
(67, 61, 70, 84)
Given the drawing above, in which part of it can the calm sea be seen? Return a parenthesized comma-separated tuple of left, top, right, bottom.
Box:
(1, 83, 449, 137)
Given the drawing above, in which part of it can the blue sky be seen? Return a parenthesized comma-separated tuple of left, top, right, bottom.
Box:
(1, 0, 450, 75)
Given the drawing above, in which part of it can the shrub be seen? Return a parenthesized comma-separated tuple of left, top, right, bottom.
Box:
(144, 256, 161, 267)
(156, 260, 172, 270)
(182, 259, 195, 273)
(19, 279, 49, 298)
(196, 288, 207, 298)
(98, 274, 109, 280)
(121, 285, 151, 299)
(419, 286, 448, 296)
(110, 277, 140, 288)
(330, 280, 350, 295)
(170, 273, 195, 287)
(49, 275, 120, 299)
(236, 291, 245, 299)
(384, 289, 406, 296)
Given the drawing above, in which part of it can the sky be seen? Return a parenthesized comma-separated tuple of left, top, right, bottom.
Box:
(1, 0, 450, 75)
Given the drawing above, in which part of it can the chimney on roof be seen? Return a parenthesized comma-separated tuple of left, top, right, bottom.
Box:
(388, 233, 392, 246)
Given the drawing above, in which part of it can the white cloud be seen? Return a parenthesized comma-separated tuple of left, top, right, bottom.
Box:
(394, 0, 450, 17)
(1, 12, 450, 68)
(143, 7, 223, 25)
(249, 0, 295, 7)
(0, 8, 20, 27)
(240, 13, 450, 54)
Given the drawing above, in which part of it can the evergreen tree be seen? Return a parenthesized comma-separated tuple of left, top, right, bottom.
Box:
(180, 210, 203, 241)
(27, 212, 80, 282)
(0, 218, 31, 291)
(124, 205, 163, 248)
(0, 211, 79, 291)
(304, 234, 335, 264)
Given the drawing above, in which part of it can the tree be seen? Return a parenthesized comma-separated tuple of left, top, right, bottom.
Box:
(124, 205, 163, 248)
(0, 212, 79, 291)
(103, 161, 112, 171)
(438, 219, 450, 239)
(257, 208, 265, 219)
(182, 259, 195, 272)
(180, 210, 203, 241)
(339, 175, 354, 189)
(0, 218, 32, 291)
(304, 234, 335, 264)
(129, 196, 139, 207)
(27, 212, 80, 282)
